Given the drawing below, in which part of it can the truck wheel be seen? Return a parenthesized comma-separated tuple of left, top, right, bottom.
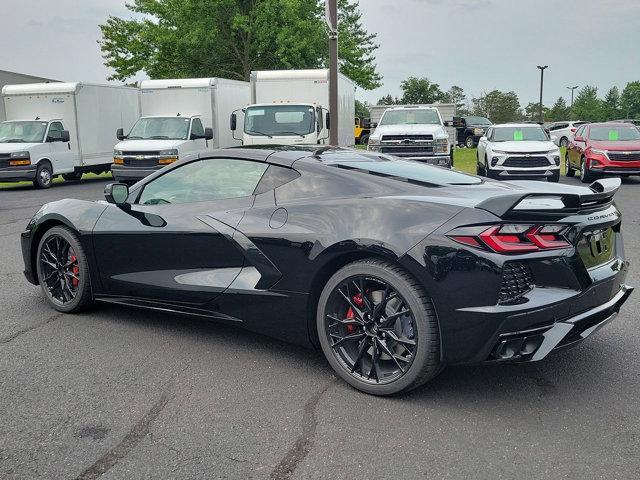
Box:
(465, 136, 475, 148)
(360, 134, 370, 146)
(33, 162, 53, 189)
(62, 171, 82, 182)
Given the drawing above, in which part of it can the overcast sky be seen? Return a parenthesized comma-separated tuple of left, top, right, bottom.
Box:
(1, 0, 639, 108)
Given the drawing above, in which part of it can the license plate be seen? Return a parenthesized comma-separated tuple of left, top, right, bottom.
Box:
(577, 227, 616, 269)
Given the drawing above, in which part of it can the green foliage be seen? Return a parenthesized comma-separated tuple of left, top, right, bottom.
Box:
(443, 85, 466, 111)
(546, 97, 570, 122)
(399, 76, 446, 104)
(603, 87, 621, 120)
(620, 81, 640, 119)
(572, 85, 605, 122)
(472, 90, 521, 123)
(355, 99, 370, 118)
(523, 102, 549, 122)
(377, 94, 399, 105)
(99, 0, 381, 90)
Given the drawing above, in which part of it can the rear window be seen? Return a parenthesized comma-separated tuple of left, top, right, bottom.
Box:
(330, 157, 482, 186)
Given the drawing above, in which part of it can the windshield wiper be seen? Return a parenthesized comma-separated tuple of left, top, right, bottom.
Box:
(276, 131, 306, 138)
(127, 135, 143, 139)
(246, 130, 273, 138)
(149, 135, 170, 139)
(0, 139, 25, 143)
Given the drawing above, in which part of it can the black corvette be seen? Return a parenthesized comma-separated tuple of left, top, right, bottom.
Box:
(21, 147, 632, 395)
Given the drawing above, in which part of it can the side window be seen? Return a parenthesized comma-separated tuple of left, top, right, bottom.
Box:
(47, 122, 64, 141)
(138, 158, 268, 205)
(190, 118, 204, 138)
(485, 128, 493, 140)
(254, 165, 300, 195)
(576, 125, 586, 138)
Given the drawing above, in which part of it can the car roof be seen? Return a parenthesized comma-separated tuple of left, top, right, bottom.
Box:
(492, 123, 543, 128)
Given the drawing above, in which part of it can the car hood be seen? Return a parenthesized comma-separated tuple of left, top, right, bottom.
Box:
(373, 123, 447, 137)
(0, 142, 40, 153)
(490, 140, 556, 152)
(589, 140, 640, 151)
(114, 139, 186, 151)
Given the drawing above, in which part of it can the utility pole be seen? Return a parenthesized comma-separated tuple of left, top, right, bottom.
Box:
(326, 0, 339, 145)
(567, 85, 578, 108)
(537, 65, 548, 123)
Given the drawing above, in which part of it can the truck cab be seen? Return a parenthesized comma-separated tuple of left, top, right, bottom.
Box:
(0, 118, 73, 188)
(112, 115, 213, 183)
(452, 115, 492, 148)
(367, 106, 452, 167)
(232, 103, 328, 146)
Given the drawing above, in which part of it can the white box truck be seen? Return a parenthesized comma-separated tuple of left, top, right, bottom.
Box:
(230, 69, 355, 147)
(0, 82, 139, 188)
(112, 78, 250, 183)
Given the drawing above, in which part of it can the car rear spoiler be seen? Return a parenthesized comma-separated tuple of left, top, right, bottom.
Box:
(477, 178, 621, 217)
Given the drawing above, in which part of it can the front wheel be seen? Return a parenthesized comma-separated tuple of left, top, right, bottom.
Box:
(465, 135, 476, 148)
(33, 162, 53, 189)
(317, 259, 441, 396)
(360, 134, 370, 146)
(565, 153, 575, 177)
(36, 226, 93, 313)
(580, 157, 594, 183)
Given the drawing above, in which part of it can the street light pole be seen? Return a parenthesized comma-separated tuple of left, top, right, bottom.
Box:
(566, 85, 578, 108)
(327, 0, 339, 145)
(537, 65, 548, 123)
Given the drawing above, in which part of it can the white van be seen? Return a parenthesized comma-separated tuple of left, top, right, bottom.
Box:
(0, 83, 139, 188)
(112, 78, 250, 183)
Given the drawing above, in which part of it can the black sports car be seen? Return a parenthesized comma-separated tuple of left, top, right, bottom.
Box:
(21, 147, 632, 395)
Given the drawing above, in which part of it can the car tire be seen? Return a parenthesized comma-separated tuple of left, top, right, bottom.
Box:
(580, 157, 594, 183)
(565, 153, 575, 177)
(33, 161, 53, 189)
(360, 134, 369, 146)
(559, 137, 569, 148)
(35, 226, 93, 313)
(62, 171, 82, 182)
(548, 171, 560, 182)
(317, 258, 441, 396)
(465, 136, 475, 148)
(477, 152, 486, 176)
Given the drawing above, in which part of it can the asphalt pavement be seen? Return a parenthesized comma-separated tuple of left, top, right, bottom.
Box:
(1, 175, 639, 479)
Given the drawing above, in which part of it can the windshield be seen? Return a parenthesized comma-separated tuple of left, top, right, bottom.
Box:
(0, 121, 48, 143)
(493, 126, 548, 142)
(589, 125, 640, 141)
(464, 116, 491, 126)
(379, 109, 440, 126)
(127, 117, 191, 140)
(244, 105, 315, 136)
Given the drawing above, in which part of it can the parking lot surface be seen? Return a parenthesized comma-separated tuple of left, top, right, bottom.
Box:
(1, 176, 639, 480)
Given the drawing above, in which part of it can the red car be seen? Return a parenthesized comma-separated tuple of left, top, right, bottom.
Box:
(566, 122, 640, 182)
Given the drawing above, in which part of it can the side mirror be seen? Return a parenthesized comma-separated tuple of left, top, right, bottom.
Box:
(325, 112, 331, 131)
(104, 182, 129, 206)
(574, 136, 585, 142)
(444, 121, 452, 127)
(116, 128, 126, 141)
(230, 113, 237, 131)
(60, 130, 70, 143)
(204, 127, 213, 140)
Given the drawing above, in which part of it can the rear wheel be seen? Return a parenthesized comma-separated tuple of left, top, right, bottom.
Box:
(565, 153, 575, 177)
(33, 162, 53, 189)
(465, 135, 475, 148)
(580, 157, 594, 183)
(360, 134, 370, 146)
(476, 152, 486, 176)
(36, 226, 93, 313)
(317, 259, 440, 396)
(559, 136, 569, 148)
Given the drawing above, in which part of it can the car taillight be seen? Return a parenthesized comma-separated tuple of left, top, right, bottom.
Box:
(570, 128, 577, 133)
(448, 224, 571, 254)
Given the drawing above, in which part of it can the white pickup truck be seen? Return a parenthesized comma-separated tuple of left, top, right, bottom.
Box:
(367, 106, 452, 167)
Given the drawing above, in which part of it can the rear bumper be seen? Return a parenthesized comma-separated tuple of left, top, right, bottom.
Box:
(111, 165, 161, 182)
(0, 166, 37, 182)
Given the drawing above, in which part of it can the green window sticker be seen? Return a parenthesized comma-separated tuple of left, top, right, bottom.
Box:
(608, 130, 619, 141)
(513, 130, 523, 141)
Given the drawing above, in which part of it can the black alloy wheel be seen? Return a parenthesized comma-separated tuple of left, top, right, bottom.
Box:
(36, 226, 93, 312)
(317, 259, 440, 395)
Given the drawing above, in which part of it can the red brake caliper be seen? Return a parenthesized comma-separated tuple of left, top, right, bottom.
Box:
(345, 293, 364, 333)
(70, 255, 79, 288)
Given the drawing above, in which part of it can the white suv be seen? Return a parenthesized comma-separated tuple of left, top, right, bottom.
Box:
(547, 121, 588, 147)
(476, 123, 561, 182)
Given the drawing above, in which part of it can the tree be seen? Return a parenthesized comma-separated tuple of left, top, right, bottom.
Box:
(399, 77, 446, 104)
(355, 99, 370, 118)
(99, 0, 381, 90)
(443, 85, 466, 110)
(546, 97, 570, 122)
(523, 102, 549, 122)
(377, 94, 399, 105)
(620, 81, 640, 119)
(603, 87, 621, 120)
(472, 90, 522, 123)
(572, 86, 604, 121)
